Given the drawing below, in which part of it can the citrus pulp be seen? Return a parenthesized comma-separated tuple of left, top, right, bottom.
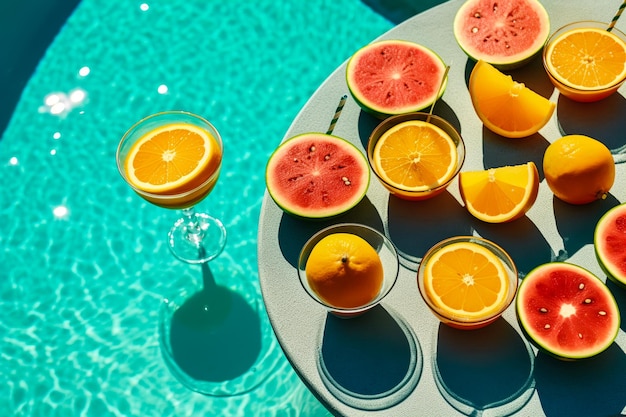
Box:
(124, 123, 221, 195)
(371, 120, 458, 196)
(458, 162, 540, 223)
(544, 23, 626, 102)
(421, 239, 512, 323)
(469, 60, 555, 138)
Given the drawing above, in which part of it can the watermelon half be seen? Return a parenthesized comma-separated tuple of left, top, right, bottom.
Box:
(516, 262, 620, 360)
(595, 202, 626, 288)
(346, 39, 448, 118)
(265, 133, 370, 219)
(453, 0, 550, 70)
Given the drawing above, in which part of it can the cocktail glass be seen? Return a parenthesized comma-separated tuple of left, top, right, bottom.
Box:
(116, 111, 226, 264)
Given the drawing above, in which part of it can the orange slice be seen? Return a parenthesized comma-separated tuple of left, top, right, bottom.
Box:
(469, 60, 555, 138)
(459, 162, 539, 223)
(124, 123, 221, 194)
(423, 240, 510, 321)
(545, 27, 626, 91)
(372, 120, 458, 191)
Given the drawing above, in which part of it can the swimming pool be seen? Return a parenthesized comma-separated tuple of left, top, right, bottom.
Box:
(0, 0, 397, 415)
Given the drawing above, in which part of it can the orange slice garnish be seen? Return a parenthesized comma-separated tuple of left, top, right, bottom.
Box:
(124, 123, 221, 194)
(372, 120, 458, 192)
(545, 27, 626, 91)
(423, 240, 510, 321)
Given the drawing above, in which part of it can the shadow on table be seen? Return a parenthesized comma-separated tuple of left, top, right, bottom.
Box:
(533, 343, 626, 417)
(433, 319, 536, 416)
(362, 0, 451, 24)
(552, 194, 621, 261)
(606, 279, 626, 333)
(387, 191, 471, 271)
(318, 305, 422, 410)
(160, 262, 270, 396)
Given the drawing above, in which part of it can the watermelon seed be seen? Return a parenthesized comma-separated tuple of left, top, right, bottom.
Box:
(474, 12, 481, 18)
(309, 146, 316, 152)
(578, 333, 583, 339)
(472, 27, 479, 34)
(539, 307, 548, 313)
(342, 177, 351, 186)
(579, 283, 585, 290)
(599, 311, 607, 316)
(584, 298, 592, 304)
(544, 324, 551, 329)
(324, 154, 331, 161)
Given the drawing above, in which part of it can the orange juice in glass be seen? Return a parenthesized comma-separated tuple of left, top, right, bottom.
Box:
(543, 21, 626, 102)
(367, 112, 465, 201)
(116, 111, 226, 264)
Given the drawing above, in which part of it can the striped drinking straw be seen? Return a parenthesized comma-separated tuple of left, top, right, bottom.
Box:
(608, 0, 626, 32)
(326, 95, 347, 135)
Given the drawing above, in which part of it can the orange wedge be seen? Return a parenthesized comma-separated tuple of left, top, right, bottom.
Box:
(459, 162, 539, 223)
(372, 120, 458, 192)
(124, 123, 221, 194)
(469, 60, 555, 138)
(422, 240, 510, 321)
(545, 27, 626, 91)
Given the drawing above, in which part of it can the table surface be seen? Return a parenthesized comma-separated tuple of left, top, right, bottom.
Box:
(258, 1, 626, 415)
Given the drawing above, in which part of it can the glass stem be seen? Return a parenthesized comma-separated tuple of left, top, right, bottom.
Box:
(182, 207, 204, 245)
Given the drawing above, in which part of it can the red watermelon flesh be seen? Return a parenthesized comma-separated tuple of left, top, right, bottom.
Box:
(265, 133, 369, 219)
(453, 0, 550, 69)
(516, 262, 620, 360)
(346, 40, 447, 117)
(595, 202, 626, 288)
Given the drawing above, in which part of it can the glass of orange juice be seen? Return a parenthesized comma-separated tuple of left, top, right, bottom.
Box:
(417, 236, 518, 330)
(367, 112, 465, 201)
(543, 21, 626, 102)
(116, 111, 226, 264)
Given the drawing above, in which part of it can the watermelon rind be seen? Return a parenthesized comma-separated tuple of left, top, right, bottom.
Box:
(265, 133, 370, 219)
(594, 202, 626, 288)
(453, 0, 550, 70)
(516, 262, 620, 360)
(345, 39, 448, 118)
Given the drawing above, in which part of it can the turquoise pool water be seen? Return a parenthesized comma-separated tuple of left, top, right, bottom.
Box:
(0, 0, 394, 415)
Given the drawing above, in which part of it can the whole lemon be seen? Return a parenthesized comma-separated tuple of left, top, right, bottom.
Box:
(543, 135, 615, 205)
(305, 233, 383, 309)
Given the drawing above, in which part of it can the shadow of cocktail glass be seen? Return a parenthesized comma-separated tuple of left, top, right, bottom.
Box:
(159, 260, 274, 396)
(317, 305, 422, 410)
(433, 319, 536, 416)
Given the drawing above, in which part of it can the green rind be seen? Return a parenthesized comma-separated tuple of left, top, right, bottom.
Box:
(516, 262, 620, 360)
(594, 202, 626, 289)
(345, 39, 448, 119)
(265, 133, 370, 219)
(453, 0, 550, 70)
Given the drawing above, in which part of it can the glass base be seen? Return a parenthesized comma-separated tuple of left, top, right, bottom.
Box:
(159, 268, 279, 396)
(168, 212, 226, 264)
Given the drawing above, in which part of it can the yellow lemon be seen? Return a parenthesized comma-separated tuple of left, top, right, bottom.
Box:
(543, 135, 615, 205)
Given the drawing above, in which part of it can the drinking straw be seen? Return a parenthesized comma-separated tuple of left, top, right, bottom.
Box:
(608, 0, 626, 32)
(426, 65, 451, 123)
(326, 94, 348, 135)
